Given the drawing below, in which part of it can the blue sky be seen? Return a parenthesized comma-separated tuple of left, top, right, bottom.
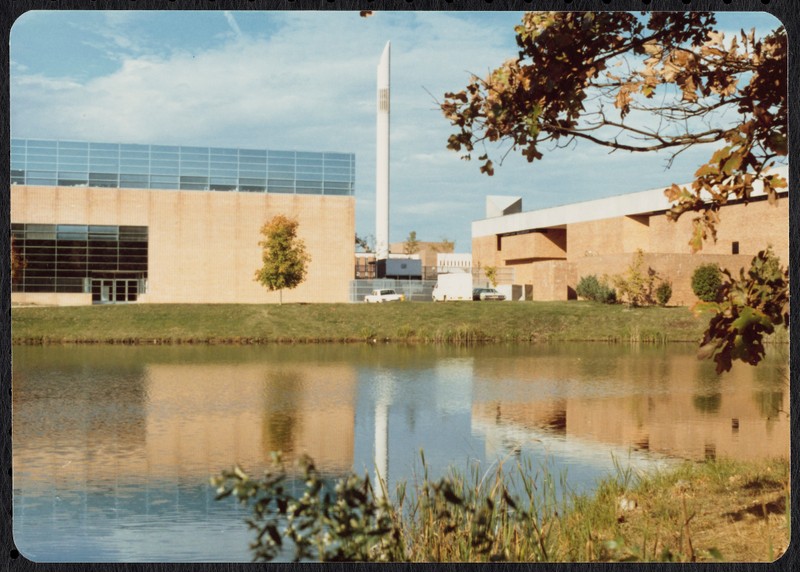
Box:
(10, 10, 784, 252)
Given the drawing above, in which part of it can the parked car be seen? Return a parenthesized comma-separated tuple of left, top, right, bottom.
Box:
(472, 287, 505, 301)
(364, 289, 405, 303)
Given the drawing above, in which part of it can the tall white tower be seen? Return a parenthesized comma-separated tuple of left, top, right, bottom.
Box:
(375, 41, 390, 277)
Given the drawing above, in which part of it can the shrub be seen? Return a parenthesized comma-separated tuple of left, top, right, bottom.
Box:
(484, 266, 498, 287)
(612, 249, 657, 307)
(576, 275, 616, 304)
(691, 263, 722, 302)
(655, 281, 673, 306)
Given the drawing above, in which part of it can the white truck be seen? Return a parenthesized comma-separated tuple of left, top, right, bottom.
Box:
(432, 273, 473, 302)
(364, 289, 405, 303)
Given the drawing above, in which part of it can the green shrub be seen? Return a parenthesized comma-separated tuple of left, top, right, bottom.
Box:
(655, 281, 673, 306)
(691, 263, 722, 302)
(576, 275, 616, 304)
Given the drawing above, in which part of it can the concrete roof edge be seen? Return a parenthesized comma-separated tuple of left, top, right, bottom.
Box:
(472, 164, 789, 238)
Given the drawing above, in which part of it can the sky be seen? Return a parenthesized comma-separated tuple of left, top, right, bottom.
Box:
(9, 9, 785, 252)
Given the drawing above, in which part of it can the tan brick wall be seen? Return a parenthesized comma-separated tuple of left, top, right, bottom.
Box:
(574, 252, 762, 306)
(473, 197, 788, 304)
(500, 228, 566, 262)
(648, 198, 789, 262)
(622, 215, 651, 252)
(511, 260, 575, 301)
(472, 235, 499, 268)
(11, 185, 355, 304)
(567, 218, 628, 259)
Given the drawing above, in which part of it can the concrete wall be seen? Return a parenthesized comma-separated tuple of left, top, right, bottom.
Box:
(11, 185, 355, 304)
(11, 293, 93, 307)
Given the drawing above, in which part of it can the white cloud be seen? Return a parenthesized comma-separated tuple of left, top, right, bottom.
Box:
(13, 10, 766, 251)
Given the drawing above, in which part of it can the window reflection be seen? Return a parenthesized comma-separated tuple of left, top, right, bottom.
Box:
(11, 139, 355, 196)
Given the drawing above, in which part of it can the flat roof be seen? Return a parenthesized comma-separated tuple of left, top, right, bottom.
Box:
(472, 165, 788, 238)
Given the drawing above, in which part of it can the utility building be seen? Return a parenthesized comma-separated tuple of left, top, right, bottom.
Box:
(10, 139, 356, 305)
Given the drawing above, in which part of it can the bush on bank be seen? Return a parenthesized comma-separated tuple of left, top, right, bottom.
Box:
(576, 275, 617, 304)
(691, 263, 723, 302)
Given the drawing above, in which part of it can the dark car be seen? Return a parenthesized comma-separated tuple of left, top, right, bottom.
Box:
(472, 287, 506, 301)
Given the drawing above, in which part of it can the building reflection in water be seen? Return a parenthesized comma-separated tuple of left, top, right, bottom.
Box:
(11, 344, 789, 561)
(13, 344, 789, 492)
(13, 348, 360, 492)
(469, 345, 789, 462)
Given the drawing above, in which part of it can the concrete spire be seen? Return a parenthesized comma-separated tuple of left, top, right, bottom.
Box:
(375, 41, 390, 275)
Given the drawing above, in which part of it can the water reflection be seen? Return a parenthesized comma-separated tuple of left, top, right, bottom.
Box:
(12, 343, 789, 562)
(469, 344, 789, 462)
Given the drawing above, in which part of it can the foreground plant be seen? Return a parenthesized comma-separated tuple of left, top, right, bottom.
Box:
(212, 452, 566, 562)
(697, 247, 789, 373)
(211, 454, 404, 562)
(213, 453, 788, 563)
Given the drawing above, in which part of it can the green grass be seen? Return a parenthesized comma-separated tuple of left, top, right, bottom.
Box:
(11, 301, 710, 345)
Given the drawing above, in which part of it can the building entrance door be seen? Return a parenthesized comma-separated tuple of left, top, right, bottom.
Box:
(92, 278, 140, 304)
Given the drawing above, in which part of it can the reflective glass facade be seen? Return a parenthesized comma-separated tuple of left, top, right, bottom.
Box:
(11, 224, 148, 301)
(10, 139, 355, 196)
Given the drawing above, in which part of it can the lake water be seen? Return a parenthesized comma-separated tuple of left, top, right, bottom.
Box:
(11, 343, 789, 562)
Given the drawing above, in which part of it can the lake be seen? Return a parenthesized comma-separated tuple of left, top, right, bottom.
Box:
(11, 343, 789, 562)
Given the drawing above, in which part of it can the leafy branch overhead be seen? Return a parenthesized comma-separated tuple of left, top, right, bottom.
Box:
(441, 11, 786, 251)
(442, 12, 788, 371)
(697, 248, 789, 374)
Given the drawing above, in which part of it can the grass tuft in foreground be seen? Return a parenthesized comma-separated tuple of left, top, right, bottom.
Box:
(211, 452, 789, 563)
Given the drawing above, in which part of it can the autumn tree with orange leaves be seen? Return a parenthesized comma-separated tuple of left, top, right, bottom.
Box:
(254, 215, 311, 305)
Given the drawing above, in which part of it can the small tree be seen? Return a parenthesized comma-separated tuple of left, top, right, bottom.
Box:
(612, 250, 658, 307)
(691, 263, 723, 302)
(254, 215, 311, 305)
(484, 266, 498, 287)
(403, 231, 420, 255)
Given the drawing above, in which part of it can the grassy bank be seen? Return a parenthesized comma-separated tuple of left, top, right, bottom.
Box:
(11, 301, 709, 345)
(214, 455, 790, 562)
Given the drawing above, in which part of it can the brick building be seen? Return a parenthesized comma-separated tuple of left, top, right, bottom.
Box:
(471, 166, 789, 305)
(11, 139, 355, 305)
